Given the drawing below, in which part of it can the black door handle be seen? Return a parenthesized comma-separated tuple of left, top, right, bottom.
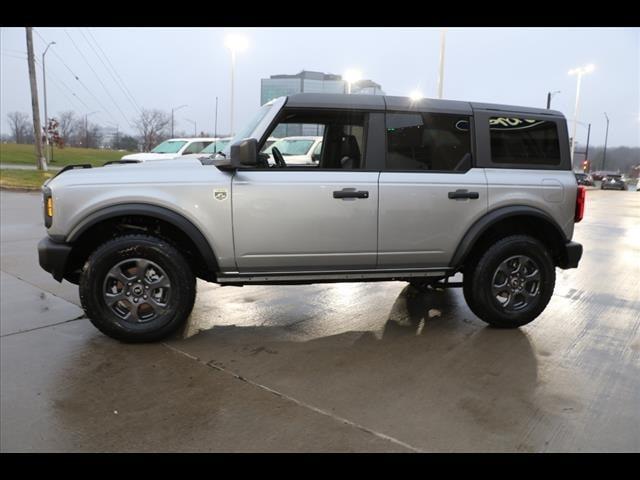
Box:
(448, 189, 479, 200)
(333, 190, 369, 199)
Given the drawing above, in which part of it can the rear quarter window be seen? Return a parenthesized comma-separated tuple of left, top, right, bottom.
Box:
(489, 117, 561, 166)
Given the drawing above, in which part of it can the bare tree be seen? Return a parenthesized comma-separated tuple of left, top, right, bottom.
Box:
(57, 111, 77, 143)
(7, 112, 30, 144)
(133, 109, 170, 151)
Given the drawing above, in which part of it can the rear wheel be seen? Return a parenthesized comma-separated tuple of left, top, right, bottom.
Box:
(463, 235, 555, 328)
(79, 234, 196, 342)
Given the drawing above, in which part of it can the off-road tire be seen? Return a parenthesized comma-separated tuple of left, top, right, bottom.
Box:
(463, 235, 555, 328)
(79, 234, 196, 343)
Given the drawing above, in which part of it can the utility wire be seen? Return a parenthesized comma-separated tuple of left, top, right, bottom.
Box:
(63, 29, 132, 127)
(2, 50, 83, 112)
(84, 28, 143, 115)
(1, 51, 27, 60)
(33, 28, 118, 123)
(29, 32, 94, 111)
(80, 28, 141, 116)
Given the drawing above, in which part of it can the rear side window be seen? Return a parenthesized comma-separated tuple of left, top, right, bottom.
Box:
(489, 117, 560, 165)
(386, 113, 472, 172)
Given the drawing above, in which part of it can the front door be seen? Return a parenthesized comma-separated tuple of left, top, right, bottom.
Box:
(231, 108, 380, 272)
(232, 170, 379, 271)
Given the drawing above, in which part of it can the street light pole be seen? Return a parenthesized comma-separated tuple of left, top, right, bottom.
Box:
(214, 96, 218, 138)
(568, 64, 595, 162)
(437, 28, 447, 99)
(42, 41, 55, 163)
(603, 112, 610, 171)
(171, 104, 187, 138)
(224, 34, 248, 136)
(584, 123, 591, 169)
(547, 90, 560, 109)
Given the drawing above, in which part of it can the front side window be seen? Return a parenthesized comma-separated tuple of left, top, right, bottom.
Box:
(221, 102, 276, 156)
(258, 110, 366, 169)
(151, 140, 187, 154)
(386, 113, 472, 172)
(489, 117, 560, 165)
(264, 138, 316, 156)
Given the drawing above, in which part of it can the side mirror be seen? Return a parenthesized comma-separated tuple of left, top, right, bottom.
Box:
(230, 138, 258, 168)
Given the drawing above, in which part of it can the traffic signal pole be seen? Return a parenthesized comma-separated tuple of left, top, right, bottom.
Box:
(584, 123, 591, 171)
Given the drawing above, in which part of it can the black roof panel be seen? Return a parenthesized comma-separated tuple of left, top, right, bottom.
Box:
(284, 93, 565, 118)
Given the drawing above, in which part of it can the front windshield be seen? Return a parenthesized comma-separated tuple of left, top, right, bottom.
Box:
(266, 139, 315, 156)
(221, 102, 274, 156)
(201, 139, 231, 154)
(151, 140, 187, 154)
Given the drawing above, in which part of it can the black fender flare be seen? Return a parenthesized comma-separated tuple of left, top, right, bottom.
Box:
(449, 205, 568, 269)
(65, 203, 219, 273)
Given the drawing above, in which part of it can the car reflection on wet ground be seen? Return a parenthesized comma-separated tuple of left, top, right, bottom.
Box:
(1, 189, 638, 452)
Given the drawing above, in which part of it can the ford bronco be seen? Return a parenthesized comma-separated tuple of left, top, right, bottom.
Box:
(38, 94, 584, 342)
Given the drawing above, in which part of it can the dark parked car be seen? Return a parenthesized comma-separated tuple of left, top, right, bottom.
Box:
(600, 174, 627, 190)
(575, 172, 594, 186)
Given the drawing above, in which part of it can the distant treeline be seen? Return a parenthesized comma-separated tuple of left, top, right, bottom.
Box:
(574, 146, 640, 176)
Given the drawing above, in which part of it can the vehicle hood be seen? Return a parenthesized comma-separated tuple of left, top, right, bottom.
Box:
(120, 152, 180, 161)
(45, 158, 226, 189)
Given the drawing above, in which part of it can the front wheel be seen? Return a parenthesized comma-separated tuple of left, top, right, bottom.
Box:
(463, 235, 555, 328)
(79, 234, 196, 342)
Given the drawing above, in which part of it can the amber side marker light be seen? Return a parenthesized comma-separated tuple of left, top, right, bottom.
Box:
(575, 185, 586, 222)
(46, 197, 53, 217)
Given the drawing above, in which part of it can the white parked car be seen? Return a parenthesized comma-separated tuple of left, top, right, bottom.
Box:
(263, 136, 280, 150)
(121, 138, 216, 162)
(180, 137, 233, 160)
(263, 136, 323, 165)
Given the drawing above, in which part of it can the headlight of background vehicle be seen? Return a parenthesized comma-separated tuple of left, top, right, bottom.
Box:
(42, 186, 53, 228)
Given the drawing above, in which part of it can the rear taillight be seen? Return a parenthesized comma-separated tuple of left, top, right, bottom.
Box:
(575, 185, 586, 222)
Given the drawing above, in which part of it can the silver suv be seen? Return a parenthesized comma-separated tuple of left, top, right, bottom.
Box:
(38, 94, 584, 342)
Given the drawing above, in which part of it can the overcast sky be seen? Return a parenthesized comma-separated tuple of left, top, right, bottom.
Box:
(1, 27, 638, 147)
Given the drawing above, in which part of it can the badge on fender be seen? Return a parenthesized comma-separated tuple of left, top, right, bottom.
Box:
(214, 188, 228, 201)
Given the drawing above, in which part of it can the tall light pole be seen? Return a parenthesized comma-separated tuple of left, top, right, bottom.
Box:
(344, 69, 362, 94)
(42, 41, 56, 163)
(603, 112, 610, 171)
(546, 90, 560, 109)
(437, 28, 447, 99)
(214, 96, 218, 138)
(573, 120, 591, 171)
(568, 63, 595, 161)
(224, 34, 248, 136)
(171, 104, 187, 138)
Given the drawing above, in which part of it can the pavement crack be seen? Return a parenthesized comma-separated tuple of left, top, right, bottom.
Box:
(0, 313, 86, 338)
(0, 269, 80, 306)
(162, 341, 423, 452)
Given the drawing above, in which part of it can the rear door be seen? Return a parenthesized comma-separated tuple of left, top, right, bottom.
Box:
(378, 109, 488, 269)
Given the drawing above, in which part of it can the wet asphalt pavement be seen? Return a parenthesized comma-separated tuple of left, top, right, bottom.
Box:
(1, 188, 638, 452)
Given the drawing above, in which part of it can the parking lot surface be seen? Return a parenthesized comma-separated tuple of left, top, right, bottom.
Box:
(1, 188, 638, 452)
